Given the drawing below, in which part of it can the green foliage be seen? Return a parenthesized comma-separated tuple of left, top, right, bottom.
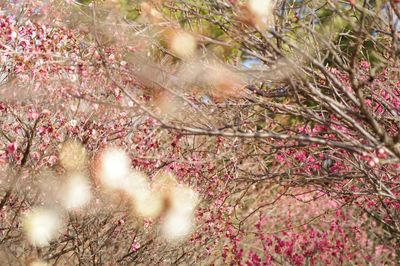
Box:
(120, 0, 140, 20)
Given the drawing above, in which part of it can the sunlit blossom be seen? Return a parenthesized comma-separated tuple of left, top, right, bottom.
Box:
(134, 192, 164, 219)
(61, 174, 92, 209)
(161, 211, 194, 241)
(169, 186, 199, 214)
(26, 259, 48, 266)
(59, 140, 87, 171)
(22, 207, 62, 247)
(152, 171, 177, 195)
(121, 171, 165, 218)
(205, 63, 245, 98)
(169, 31, 197, 59)
(247, 0, 274, 28)
(122, 170, 151, 200)
(99, 148, 131, 189)
(248, 0, 273, 18)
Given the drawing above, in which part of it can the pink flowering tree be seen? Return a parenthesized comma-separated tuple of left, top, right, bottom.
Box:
(1, 0, 400, 265)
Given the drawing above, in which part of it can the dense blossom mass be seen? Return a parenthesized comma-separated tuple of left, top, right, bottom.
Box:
(1, 0, 400, 265)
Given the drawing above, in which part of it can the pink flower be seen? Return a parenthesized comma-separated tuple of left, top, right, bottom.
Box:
(292, 254, 305, 266)
(31, 151, 41, 160)
(275, 153, 285, 163)
(47, 155, 57, 166)
(28, 110, 39, 120)
(7, 142, 18, 154)
(130, 241, 140, 252)
(10, 31, 17, 40)
(294, 151, 307, 162)
(41, 109, 51, 116)
(247, 251, 261, 265)
(368, 160, 376, 167)
(360, 61, 370, 69)
(0, 103, 6, 112)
